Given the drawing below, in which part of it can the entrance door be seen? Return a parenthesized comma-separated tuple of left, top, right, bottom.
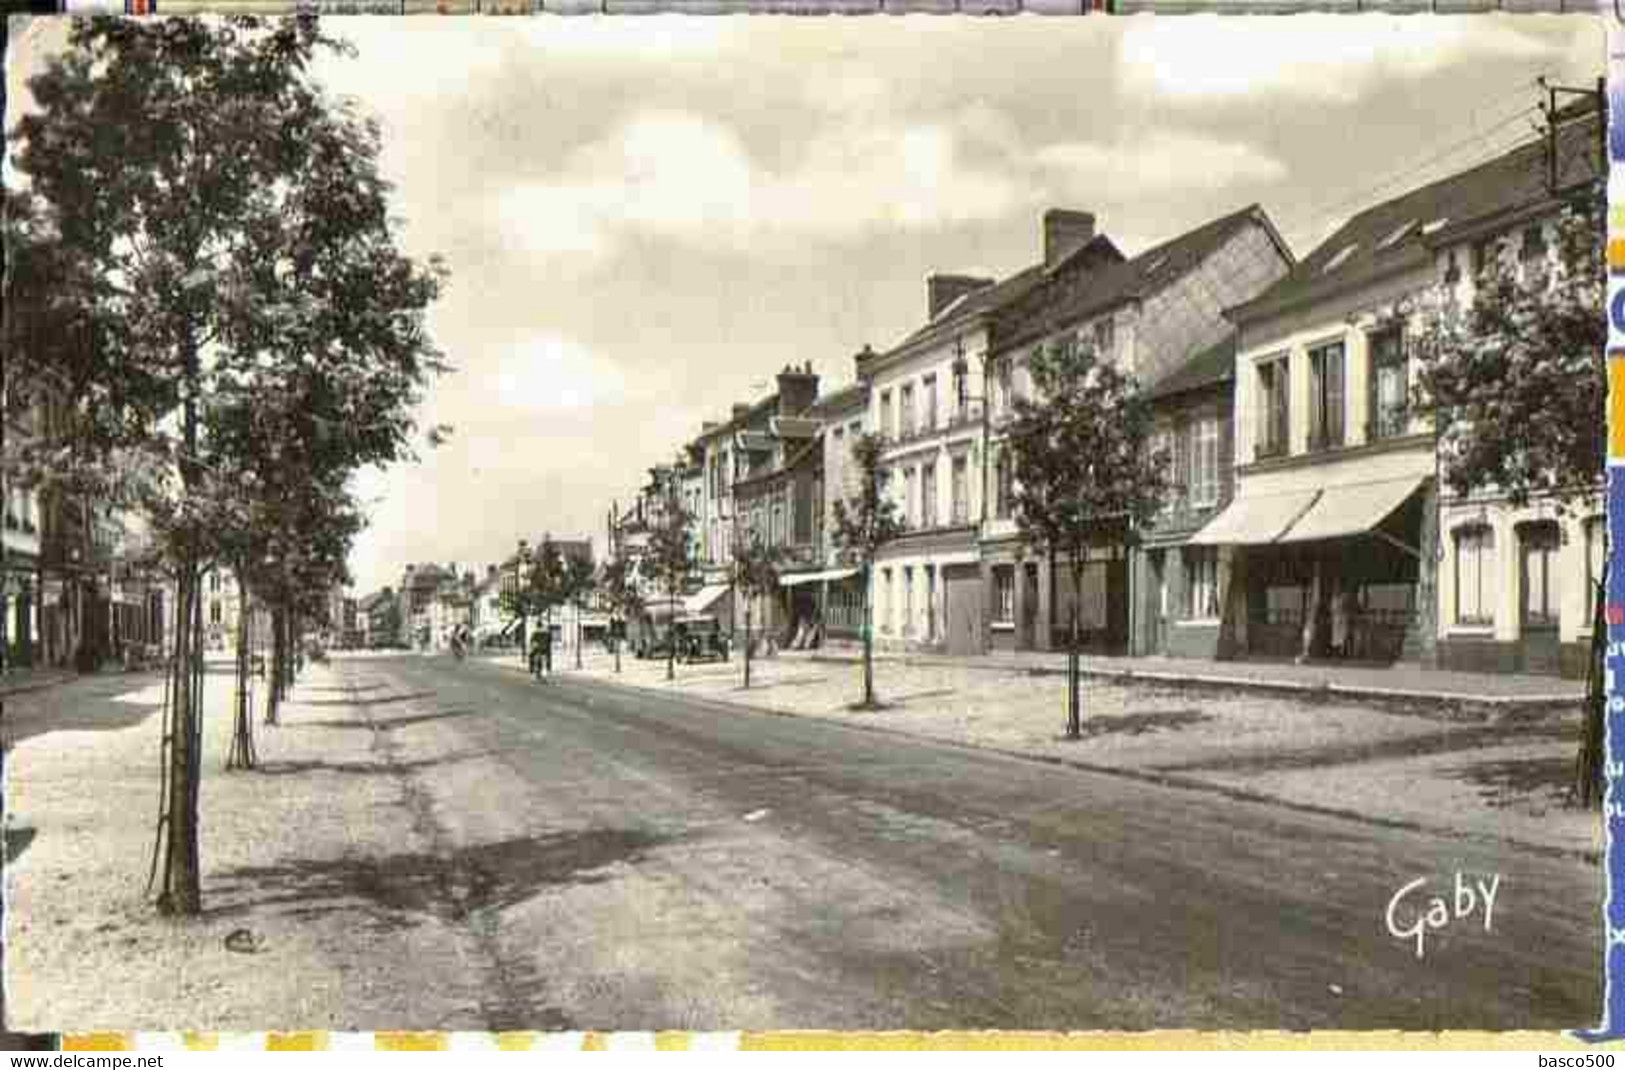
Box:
(1021, 562, 1039, 650)
(1519, 521, 1562, 675)
(943, 564, 982, 656)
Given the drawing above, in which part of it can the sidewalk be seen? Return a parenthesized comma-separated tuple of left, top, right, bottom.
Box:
(794, 647, 1585, 706)
(0, 665, 80, 700)
(531, 647, 1599, 861)
(4, 655, 475, 1031)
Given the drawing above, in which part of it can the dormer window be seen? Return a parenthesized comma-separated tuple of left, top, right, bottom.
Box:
(1378, 220, 1417, 250)
(1093, 317, 1115, 356)
(1322, 243, 1359, 275)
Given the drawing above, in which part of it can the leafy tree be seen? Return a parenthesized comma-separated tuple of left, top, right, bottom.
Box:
(647, 486, 698, 682)
(731, 516, 785, 690)
(1006, 339, 1169, 739)
(560, 550, 596, 670)
(1412, 195, 1606, 806)
(830, 432, 904, 710)
(598, 557, 645, 674)
(7, 15, 449, 915)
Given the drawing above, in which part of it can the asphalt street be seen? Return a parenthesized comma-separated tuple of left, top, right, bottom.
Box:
(317, 652, 1603, 1032)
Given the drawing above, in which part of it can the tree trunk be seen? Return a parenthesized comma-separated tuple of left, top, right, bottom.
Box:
(575, 607, 583, 670)
(227, 576, 255, 771)
(267, 607, 285, 726)
(155, 559, 203, 915)
(1578, 567, 1609, 808)
(1066, 564, 1083, 740)
(862, 562, 876, 708)
(744, 598, 752, 690)
(667, 591, 676, 682)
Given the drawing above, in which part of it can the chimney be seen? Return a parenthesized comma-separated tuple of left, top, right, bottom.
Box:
(927, 274, 994, 321)
(1043, 208, 1096, 269)
(776, 363, 820, 416)
(732, 403, 752, 421)
(487, 564, 497, 577)
(702, 420, 720, 432)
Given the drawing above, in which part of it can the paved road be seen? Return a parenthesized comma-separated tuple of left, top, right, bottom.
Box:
(320, 652, 1602, 1032)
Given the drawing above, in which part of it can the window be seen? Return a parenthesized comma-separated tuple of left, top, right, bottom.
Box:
(902, 467, 915, 530)
(926, 566, 937, 640)
(1308, 341, 1345, 449)
(211, 572, 221, 593)
(211, 602, 222, 625)
(881, 568, 893, 633)
(879, 392, 893, 441)
(1190, 417, 1220, 508)
(900, 384, 915, 437)
(903, 567, 914, 636)
(953, 363, 969, 420)
(1443, 250, 1462, 286)
(1454, 525, 1496, 625)
(1586, 517, 1606, 629)
(1093, 317, 1115, 356)
(1520, 521, 1561, 629)
(994, 452, 1013, 519)
(951, 456, 969, 525)
(1471, 235, 1502, 279)
(1256, 356, 1290, 459)
(1150, 429, 1177, 513)
(1184, 548, 1219, 620)
(1519, 223, 1548, 265)
(921, 460, 938, 528)
(993, 565, 1015, 624)
(922, 375, 938, 431)
(1368, 328, 1408, 441)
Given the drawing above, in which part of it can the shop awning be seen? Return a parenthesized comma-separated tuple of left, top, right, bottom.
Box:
(779, 567, 859, 588)
(1275, 475, 1426, 546)
(684, 584, 732, 614)
(1186, 490, 1320, 547)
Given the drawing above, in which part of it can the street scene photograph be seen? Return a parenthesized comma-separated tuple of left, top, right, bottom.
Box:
(0, 11, 1613, 1034)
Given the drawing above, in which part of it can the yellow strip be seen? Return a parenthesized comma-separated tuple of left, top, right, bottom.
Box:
(182, 1033, 220, 1052)
(63, 1034, 132, 1052)
(1611, 353, 1625, 460)
(1610, 237, 1625, 272)
(654, 1032, 692, 1051)
(265, 1032, 327, 1051)
(375, 1032, 449, 1052)
(580, 1031, 608, 1051)
(494, 1032, 538, 1051)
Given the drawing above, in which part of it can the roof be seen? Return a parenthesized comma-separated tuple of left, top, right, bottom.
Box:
(358, 590, 393, 612)
(809, 380, 868, 418)
(1231, 106, 1602, 324)
(861, 259, 1056, 374)
(994, 205, 1280, 354)
(1145, 332, 1237, 402)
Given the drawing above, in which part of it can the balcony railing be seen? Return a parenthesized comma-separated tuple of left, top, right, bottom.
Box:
(947, 398, 985, 430)
(1254, 438, 1288, 462)
(1367, 404, 1409, 442)
(1306, 426, 1345, 453)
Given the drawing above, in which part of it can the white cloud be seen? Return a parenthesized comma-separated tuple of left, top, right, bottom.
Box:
(514, 16, 735, 59)
(1035, 132, 1286, 195)
(489, 334, 626, 415)
(1119, 15, 1557, 103)
(496, 108, 1035, 263)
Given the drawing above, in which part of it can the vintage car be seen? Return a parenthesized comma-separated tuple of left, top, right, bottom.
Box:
(636, 611, 729, 663)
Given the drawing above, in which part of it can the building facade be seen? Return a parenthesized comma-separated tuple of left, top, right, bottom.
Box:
(1210, 103, 1601, 674)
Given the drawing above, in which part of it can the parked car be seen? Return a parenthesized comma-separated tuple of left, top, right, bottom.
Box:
(638, 613, 729, 664)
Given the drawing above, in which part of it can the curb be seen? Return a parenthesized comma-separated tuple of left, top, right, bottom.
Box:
(501, 660, 1601, 867)
(794, 652, 1580, 711)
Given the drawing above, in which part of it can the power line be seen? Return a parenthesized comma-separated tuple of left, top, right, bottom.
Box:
(1288, 104, 1544, 244)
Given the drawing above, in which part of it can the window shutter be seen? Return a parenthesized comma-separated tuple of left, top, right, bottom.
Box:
(1329, 345, 1345, 443)
(1218, 410, 1234, 505)
(1174, 422, 1190, 503)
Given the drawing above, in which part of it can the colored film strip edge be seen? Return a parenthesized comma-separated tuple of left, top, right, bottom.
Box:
(52, 1031, 1625, 1051)
(41, 0, 1613, 15)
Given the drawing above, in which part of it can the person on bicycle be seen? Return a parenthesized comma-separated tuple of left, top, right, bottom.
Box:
(528, 628, 546, 678)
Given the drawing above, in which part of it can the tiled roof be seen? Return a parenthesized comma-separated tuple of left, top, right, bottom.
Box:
(1046, 205, 1270, 327)
(1145, 332, 1236, 402)
(1231, 106, 1602, 323)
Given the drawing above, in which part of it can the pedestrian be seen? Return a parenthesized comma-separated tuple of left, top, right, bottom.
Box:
(1331, 588, 1351, 660)
(542, 623, 554, 676)
(528, 628, 546, 679)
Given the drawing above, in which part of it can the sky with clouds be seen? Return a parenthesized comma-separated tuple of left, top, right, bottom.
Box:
(5, 13, 1602, 596)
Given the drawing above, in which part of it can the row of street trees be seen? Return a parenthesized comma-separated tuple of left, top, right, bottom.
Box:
(3, 15, 451, 913)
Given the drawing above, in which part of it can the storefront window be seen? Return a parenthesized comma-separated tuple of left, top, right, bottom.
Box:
(1586, 516, 1606, 629)
(1520, 521, 1560, 629)
(993, 565, 1015, 624)
(1265, 585, 1306, 626)
(1454, 524, 1496, 625)
(1184, 548, 1219, 620)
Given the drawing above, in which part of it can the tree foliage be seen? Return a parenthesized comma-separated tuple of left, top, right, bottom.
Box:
(1412, 198, 1605, 512)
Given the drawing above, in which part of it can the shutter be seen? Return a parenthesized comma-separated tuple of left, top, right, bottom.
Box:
(1218, 407, 1235, 506)
(1330, 344, 1346, 444)
(1174, 422, 1190, 506)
